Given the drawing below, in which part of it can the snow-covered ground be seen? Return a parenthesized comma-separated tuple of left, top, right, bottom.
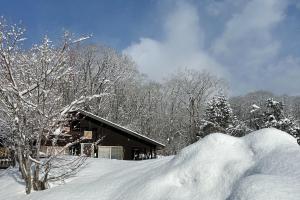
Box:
(1, 128, 300, 200)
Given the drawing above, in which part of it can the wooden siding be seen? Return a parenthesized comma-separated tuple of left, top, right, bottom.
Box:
(71, 114, 157, 160)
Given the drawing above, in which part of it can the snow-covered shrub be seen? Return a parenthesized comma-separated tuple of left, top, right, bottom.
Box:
(200, 95, 249, 137)
(205, 95, 234, 129)
(262, 98, 300, 142)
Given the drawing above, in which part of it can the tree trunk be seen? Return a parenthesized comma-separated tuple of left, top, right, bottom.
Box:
(25, 157, 32, 194)
(17, 146, 33, 194)
(33, 133, 47, 191)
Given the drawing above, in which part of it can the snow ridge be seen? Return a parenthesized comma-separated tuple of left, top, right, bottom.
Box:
(1, 128, 300, 200)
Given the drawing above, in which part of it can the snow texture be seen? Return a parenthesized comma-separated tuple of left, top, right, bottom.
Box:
(1, 128, 300, 200)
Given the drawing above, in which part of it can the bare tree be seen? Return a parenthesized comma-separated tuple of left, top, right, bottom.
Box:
(155, 69, 225, 153)
(0, 18, 102, 194)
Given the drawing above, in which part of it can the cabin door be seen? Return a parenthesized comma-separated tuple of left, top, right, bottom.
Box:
(98, 146, 111, 159)
(98, 146, 124, 160)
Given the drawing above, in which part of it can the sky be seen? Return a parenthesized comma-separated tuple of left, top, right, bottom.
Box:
(1, 0, 300, 95)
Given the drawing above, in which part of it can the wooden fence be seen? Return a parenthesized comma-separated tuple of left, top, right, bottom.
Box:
(40, 146, 69, 156)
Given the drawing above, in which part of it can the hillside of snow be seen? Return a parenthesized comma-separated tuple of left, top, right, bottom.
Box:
(1, 128, 300, 200)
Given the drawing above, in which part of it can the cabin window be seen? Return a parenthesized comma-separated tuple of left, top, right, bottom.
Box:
(83, 131, 93, 139)
(98, 146, 123, 160)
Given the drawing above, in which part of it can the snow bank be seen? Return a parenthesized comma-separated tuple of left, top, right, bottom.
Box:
(1, 128, 300, 200)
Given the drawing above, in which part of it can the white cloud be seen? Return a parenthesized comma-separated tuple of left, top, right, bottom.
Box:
(123, 2, 226, 80)
(210, 0, 292, 94)
(205, 0, 244, 17)
(212, 0, 287, 67)
(264, 56, 300, 94)
(124, 0, 298, 95)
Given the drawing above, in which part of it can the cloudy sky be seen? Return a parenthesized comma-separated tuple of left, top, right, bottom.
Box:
(1, 0, 300, 95)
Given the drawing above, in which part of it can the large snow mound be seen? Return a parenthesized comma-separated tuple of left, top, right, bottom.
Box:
(1, 128, 300, 200)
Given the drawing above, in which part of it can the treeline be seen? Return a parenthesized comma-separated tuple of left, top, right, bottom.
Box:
(199, 91, 300, 143)
(63, 45, 226, 154)
(230, 91, 300, 123)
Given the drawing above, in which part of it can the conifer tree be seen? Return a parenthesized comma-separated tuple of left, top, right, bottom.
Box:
(201, 95, 234, 135)
(263, 98, 300, 141)
(201, 95, 250, 137)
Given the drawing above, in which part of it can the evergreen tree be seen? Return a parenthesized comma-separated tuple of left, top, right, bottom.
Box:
(206, 95, 233, 128)
(263, 98, 300, 142)
(201, 95, 235, 136)
(249, 104, 264, 130)
(200, 95, 251, 137)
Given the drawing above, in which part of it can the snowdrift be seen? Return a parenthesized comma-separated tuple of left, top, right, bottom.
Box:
(1, 128, 300, 200)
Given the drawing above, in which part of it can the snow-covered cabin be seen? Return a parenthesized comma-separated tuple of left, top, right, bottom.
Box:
(43, 110, 165, 160)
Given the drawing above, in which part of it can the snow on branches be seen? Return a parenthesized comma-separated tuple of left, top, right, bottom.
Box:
(200, 95, 250, 137)
(0, 17, 105, 194)
(263, 98, 300, 140)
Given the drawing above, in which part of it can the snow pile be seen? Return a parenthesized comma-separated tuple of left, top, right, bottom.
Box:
(0, 168, 25, 199)
(1, 128, 300, 200)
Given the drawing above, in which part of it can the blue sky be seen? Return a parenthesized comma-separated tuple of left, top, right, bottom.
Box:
(0, 0, 160, 49)
(1, 0, 300, 95)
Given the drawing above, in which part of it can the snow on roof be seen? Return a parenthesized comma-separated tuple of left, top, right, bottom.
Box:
(75, 109, 165, 148)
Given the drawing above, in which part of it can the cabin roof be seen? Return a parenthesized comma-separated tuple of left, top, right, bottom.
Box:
(75, 109, 165, 148)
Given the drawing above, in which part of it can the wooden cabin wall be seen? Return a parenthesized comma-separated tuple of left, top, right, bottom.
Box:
(75, 116, 156, 160)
